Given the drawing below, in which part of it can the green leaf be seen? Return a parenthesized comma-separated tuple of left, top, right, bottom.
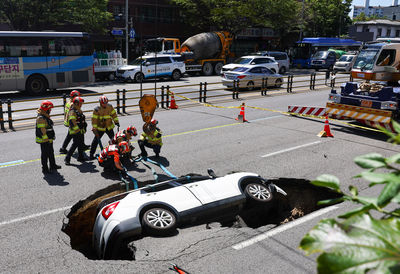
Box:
(349, 185, 358, 196)
(387, 154, 400, 164)
(377, 181, 400, 207)
(359, 171, 400, 184)
(392, 120, 400, 134)
(300, 214, 400, 273)
(391, 192, 400, 204)
(338, 204, 374, 219)
(317, 197, 344, 206)
(354, 153, 386, 169)
(311, 175, 341, 192)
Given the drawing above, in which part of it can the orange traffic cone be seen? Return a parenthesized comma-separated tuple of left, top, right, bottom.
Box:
(169, 91, 178, 109)
(317, 116, 334, 137)
(235, 103, 248, 122)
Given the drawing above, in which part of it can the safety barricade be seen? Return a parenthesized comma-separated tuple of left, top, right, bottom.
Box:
(0, 71, 355, 131)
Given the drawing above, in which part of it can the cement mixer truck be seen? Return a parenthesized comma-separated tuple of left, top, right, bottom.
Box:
(144, 31, 234, 76)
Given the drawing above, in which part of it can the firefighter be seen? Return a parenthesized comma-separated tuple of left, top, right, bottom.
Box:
(60, 90, 90, 154)
(97, 141, 131, 173)
(89, 96, 119, 160)
(109, 126, 137, 165)
(36, 100, 61, 174)
(138, 119, 162, 158)
(65, 96, 88, 165)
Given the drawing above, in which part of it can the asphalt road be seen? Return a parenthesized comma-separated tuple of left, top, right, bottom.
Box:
(0, 75, 397, 273)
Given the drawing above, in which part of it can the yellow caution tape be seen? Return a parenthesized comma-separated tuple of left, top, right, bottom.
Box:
(169, 90, 384, 133)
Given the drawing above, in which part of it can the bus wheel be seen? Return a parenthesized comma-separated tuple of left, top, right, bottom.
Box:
(26, 75, 47, 95)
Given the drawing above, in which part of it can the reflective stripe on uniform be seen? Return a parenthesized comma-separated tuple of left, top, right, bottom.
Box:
(37, 123, 46, 128)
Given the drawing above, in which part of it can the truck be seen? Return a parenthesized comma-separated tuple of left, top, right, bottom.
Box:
(326, 40, 400, 132)
(144, 31, 234, 76)
(94, 50, 126, 81)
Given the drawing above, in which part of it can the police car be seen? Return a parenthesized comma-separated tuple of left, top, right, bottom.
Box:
(115, 53, 186, 82)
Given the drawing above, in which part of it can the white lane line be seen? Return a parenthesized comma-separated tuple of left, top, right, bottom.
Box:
(0, 206, 72, 227)
(0, 159, 25, 168)
(261, 141, 322, 158)
(232, 205, 339, 250)
(251, 115, 283, 122)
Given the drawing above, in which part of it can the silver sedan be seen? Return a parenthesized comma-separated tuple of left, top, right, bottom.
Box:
(221, 65, 284, 90)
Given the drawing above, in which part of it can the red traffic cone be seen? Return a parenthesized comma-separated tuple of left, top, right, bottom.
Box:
(171, 264, 189, 274)
(235, 102, 248, 122)
(317, 116, 334, 137)
(169, 91, 178, 109)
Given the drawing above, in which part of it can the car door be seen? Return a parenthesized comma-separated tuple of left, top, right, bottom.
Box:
(260, 67, 275, 86)
(143, 57, 156, 78)
(157, 57, 172, 77)
(248, 67, 263, 86)
(183, 177, 242, 204)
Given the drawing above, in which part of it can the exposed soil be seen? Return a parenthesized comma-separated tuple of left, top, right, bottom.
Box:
(62, 177, 342, 260)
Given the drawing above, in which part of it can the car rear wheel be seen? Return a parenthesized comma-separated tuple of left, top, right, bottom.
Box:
(245, 182, 273, 203)
(247, 81, 255, 91)
(171, 69, 181, 81)
(202, 62, 213, 76)
(142, 207, 177, 235)
(274, 78, 283, 88)
(134, 72, 144, 83)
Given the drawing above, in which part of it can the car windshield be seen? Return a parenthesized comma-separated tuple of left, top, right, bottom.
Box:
(129, 58, 145, 65)
(338, 55, 354, 62)
(353, 48, 380, 70)
(233, 57, 253, 64)
(312, 51, 328, 58)
(232, 67, 249, 72)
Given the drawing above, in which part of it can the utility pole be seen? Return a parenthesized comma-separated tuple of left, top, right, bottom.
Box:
(125, 0, 129, 61)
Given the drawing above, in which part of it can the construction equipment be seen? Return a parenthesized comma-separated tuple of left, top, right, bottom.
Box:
(144, 31, 234, 76)
(326, 40, 400, 132)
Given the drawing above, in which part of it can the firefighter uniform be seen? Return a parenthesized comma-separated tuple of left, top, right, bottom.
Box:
(109, 127, 137, 165)
(36, 101, 61, 173)
(89, 100, 119, 159)
(138, 123, 162, 158)
(97, 142, 130, 173)
(65, 97, 87, 164)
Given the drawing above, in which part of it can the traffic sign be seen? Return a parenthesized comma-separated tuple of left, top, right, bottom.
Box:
(111, 29, 124, 36)
(129, 28, 136, 38)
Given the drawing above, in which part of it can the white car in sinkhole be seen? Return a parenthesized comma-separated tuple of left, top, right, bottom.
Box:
(92, 169, 287, 259)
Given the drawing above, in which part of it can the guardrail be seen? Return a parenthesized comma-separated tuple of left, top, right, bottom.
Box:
(0, 71, 354, 132)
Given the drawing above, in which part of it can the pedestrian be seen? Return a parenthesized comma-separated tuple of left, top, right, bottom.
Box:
(97, 141, 131, 173)
(65, 96, 88, 165)
(36, 100, 61, 174)
(138, 119, 162, 158)
(89, 96, 119, 160)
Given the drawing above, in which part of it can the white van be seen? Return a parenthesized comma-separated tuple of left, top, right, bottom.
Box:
(253, 51, 290, 74)
(115, 54, 186, 82)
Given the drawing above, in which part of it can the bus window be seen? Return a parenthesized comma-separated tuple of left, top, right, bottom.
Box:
(376, 49, 396, 66)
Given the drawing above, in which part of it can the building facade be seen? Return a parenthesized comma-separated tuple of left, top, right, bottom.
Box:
(353, 19, 400, 41)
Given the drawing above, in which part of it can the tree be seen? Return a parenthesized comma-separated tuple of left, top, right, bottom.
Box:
(299, 122, 400, 273)
(303, 0, 352, 37)
(353, 12, 386, 22)
(169, 0, 301, 36)
(0, 0, 112, 33)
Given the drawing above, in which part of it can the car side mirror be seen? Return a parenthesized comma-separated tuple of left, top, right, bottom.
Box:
(145, 62, 150, 66)
(207, 168, 217, 179)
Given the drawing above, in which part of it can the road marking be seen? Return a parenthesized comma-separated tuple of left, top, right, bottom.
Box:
(232, 205, 339, 250)
(0, 160, 25, 168)
(0, 206, 71, 227)
(261, 141, 322, 158)
(251, 115, 283, 122)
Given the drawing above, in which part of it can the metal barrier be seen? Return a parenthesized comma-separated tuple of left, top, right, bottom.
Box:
(0, 72, 354, 131)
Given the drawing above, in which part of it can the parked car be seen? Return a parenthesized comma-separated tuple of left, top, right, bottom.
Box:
(93, 170, 287, 259)
(253, 51, 290, 74)
(222, 56, 279, 73)
(115, 54, 186, 82)
(333, 54, 357, 73)
(221, 65, 284, 90)
(310, 50, 337, 71)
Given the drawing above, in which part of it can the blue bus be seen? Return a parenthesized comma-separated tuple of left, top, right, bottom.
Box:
(0, 31, 95, 95)
(290, 37, 362, 69)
